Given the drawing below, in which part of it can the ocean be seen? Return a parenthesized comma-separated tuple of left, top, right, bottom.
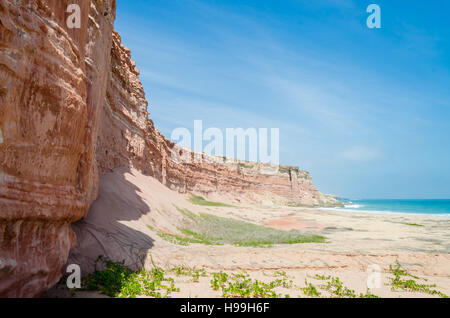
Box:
(324, 199, 450, 216)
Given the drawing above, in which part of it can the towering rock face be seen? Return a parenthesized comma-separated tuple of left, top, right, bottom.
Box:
(97, 32, 336, 207)
(0, 0, 116, 297)
(0, 0, 338, 297)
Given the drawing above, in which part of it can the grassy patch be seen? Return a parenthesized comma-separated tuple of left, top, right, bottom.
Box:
(81, 256, 179, 298)
(155, 231, 200, 246)
(406, 223, 424, 227)
(148, 226, 211, 246)
(210, 271, 291, 298)
(175, 205, 199, 220)
(157, 208, 327, 248)
(389, 261, 448, 298)
(179, 228, 215, 245)
(188, 194, 233, 207)
(196, 213, 326, 247)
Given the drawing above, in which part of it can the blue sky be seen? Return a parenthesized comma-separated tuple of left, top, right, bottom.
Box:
(115, 0, 450, 199)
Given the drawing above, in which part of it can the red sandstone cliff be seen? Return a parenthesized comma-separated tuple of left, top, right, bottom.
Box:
(98, 31, 337, 207)
(0, 0, 338, 297)
(0, 0, 116, 297)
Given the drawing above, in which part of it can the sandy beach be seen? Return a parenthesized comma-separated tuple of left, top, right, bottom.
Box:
(46, 169, 450, 298)
(149, 207, 450, 298)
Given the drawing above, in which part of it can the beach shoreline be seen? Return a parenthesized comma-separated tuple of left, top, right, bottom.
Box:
(319, 207, 450, 218)
(318, 198, 450, 218)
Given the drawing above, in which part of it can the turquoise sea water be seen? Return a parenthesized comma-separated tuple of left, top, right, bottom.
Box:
(327, 199, 450, 216)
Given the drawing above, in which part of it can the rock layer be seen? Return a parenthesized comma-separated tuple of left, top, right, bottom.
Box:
(0, 0, 338, 297)
(0, 0, 116, 297)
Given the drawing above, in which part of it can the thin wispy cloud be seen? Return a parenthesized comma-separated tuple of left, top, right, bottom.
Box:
(340, 146, 383, 162)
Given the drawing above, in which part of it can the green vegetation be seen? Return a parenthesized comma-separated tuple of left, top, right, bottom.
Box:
(188, 194, 233, 207)
(406, 223, 424, 227)
(63, 257, 447, 299)
(273, 270, 288, 278)
(389, 261, 448, 298)
(154, 207, 327, 248)
(314, 274, 331, 281)
(148, 225, 214, 246)
(303, 276, 379, 298)
(359, 289, 380, 298)
(210, 271, 229, 291)
(175, 206, 198, 220)
(170, 266, 207, 282)
(179, 228, 215, 245)
(302, 280, 321, 297)
(210, 271, 292, 298)
(81, 256, 179, 298)
(321, 277, 358, 298)
(191, 213, 327, 247)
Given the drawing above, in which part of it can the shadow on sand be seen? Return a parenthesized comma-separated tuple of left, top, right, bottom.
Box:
(67, 167, 156, 276)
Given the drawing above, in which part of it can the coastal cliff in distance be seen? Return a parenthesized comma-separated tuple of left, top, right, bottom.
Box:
(98, 30, 338, 208)
(0, 0, 339, 297)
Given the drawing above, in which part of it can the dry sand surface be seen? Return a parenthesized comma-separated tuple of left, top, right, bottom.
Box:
(46, 168, 450, 298)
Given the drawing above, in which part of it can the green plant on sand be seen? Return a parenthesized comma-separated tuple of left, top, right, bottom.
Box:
(302, 280, 321, 297)
(81, 255, 179, 298)
(188, 193, 233, 207)
(210, 271, 291, 298)
(389, 260, 448, 298)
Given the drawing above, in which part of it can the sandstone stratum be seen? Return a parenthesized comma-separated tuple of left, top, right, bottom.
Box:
(0, 0, 339, 297)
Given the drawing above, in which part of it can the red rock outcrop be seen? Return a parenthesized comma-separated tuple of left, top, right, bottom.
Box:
(0, 0, 116, 297)
(0, 0, 338, 297)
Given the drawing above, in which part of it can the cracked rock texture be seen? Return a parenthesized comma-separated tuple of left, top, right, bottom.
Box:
(0, 0, 339, 297)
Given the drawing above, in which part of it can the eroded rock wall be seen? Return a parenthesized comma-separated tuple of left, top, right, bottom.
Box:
(0, 0, 116, 297)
